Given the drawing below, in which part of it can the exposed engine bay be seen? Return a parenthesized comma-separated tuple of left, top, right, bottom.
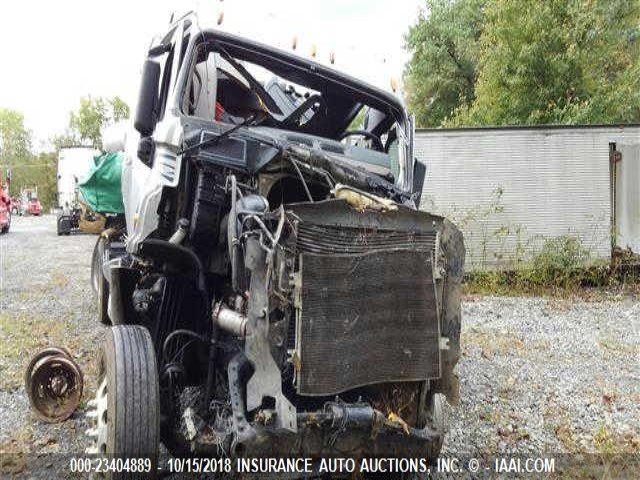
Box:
(95, 19, 465, 465)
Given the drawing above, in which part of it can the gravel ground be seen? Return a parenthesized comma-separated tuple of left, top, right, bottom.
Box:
(444, 296, 639, 458)
(0, 215, 105, 476)
(1, 215, 639, 478)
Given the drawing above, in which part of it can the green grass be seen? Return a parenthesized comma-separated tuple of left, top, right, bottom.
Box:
(0, 312, 100, 392)
(0, 313, 71, 390)
(591, 422, 639, 456)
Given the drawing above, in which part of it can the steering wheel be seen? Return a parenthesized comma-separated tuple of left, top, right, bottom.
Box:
(339, 130, 384, 152)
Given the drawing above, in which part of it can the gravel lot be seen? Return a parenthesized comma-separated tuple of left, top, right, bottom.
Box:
(0, 215, 104, 476)
(1, 215, 638, 478)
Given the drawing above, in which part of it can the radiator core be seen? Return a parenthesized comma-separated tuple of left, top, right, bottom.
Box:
(295, 249, 440, 396)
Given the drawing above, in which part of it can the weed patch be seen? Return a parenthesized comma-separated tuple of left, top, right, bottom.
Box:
(0, 313, 69, 390)
(464, 236, 639, 296)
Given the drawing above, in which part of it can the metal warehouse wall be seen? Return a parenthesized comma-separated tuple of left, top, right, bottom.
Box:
(415, 125, 640, 270)
(615, 140, 640, 253)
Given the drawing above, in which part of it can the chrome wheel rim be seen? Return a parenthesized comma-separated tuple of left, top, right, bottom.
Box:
(85, 377, 108, 455)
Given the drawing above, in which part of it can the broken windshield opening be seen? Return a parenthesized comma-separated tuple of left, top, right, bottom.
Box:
(183, 41, 402, 148)
(178, 32, 412, 192)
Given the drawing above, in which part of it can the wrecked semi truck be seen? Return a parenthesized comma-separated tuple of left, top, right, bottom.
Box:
(88, 13, 464, 470)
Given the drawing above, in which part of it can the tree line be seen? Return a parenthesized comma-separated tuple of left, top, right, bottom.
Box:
(0, 96, 129, 209)
(4, 1, 639, 207)
(404, 0, 640, 128)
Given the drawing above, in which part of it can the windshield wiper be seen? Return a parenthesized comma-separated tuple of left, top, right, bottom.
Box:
(179, 114, 257, 156)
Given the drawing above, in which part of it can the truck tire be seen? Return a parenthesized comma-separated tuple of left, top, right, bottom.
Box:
(92, 237, 111, 325)
(88, 325, 160, 478)
(98, 266, 110, 325)
(1, 212, 10, 233)
(91, 237, 102, 294)
(57, 215, 71, 235)
(422, 392, 447, 463)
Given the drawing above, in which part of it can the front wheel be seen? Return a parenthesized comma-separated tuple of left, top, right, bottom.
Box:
(92, 236, 110, 325)
(91, 238, 102, 293)
(87, 325, 160, 479)
(422, 392, 447, 462)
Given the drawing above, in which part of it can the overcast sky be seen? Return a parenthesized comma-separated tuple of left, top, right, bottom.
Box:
(0, 0, 423, 149)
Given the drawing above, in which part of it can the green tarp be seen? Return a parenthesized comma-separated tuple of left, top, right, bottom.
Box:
(78, 152, 125, 214)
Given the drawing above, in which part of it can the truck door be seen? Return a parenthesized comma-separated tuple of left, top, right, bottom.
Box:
(121, 15, 197, 247)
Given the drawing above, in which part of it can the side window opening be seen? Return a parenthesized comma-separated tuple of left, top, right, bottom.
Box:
(157, 49, 174, 119)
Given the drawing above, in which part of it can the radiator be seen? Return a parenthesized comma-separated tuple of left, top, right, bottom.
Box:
(289, 200, 441, 396)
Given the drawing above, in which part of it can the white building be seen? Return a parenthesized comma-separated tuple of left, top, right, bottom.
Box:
(415, 125, 640, 270)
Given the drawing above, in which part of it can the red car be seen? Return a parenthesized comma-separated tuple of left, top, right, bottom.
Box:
(26, 197, 42, 216)
(0, 186, 10, 233)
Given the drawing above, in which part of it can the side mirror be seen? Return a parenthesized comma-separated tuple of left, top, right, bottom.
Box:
(134, 60, 161, 136)
(102, 122, 127, 153)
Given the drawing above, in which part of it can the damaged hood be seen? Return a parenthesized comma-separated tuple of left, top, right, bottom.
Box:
(181, 119, 412, 204)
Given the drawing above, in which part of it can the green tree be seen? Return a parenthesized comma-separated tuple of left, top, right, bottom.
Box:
(69, 96, 107, 148)
(18, 152, 58, 210)
(51, 130, 80, 151)
(567, 0, 640, 123)
(404, 0, 486, 127)
(0, 108, 31, 166)
(0, 108, 58, 209)
(109, 96, 130, 122)
(451, 0, 640, 126)
(67, 95, 130, 149)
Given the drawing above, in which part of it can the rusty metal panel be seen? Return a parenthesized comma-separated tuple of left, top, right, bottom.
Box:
(296, 223, 438, 255)
(295, 251, 440, 396)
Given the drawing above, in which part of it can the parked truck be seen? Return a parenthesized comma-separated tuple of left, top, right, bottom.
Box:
(55, 146, 97, 235)
(20, 188, 42, 216)
(56, 152, 125, 236)
(56, 146, 98, 209)
(87, 12, 464, 473)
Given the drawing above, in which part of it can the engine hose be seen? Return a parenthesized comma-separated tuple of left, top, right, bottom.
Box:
(138, 238, 207, 294)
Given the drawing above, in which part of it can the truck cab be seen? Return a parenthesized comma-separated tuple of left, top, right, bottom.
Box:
(90, 12, 464, 469)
